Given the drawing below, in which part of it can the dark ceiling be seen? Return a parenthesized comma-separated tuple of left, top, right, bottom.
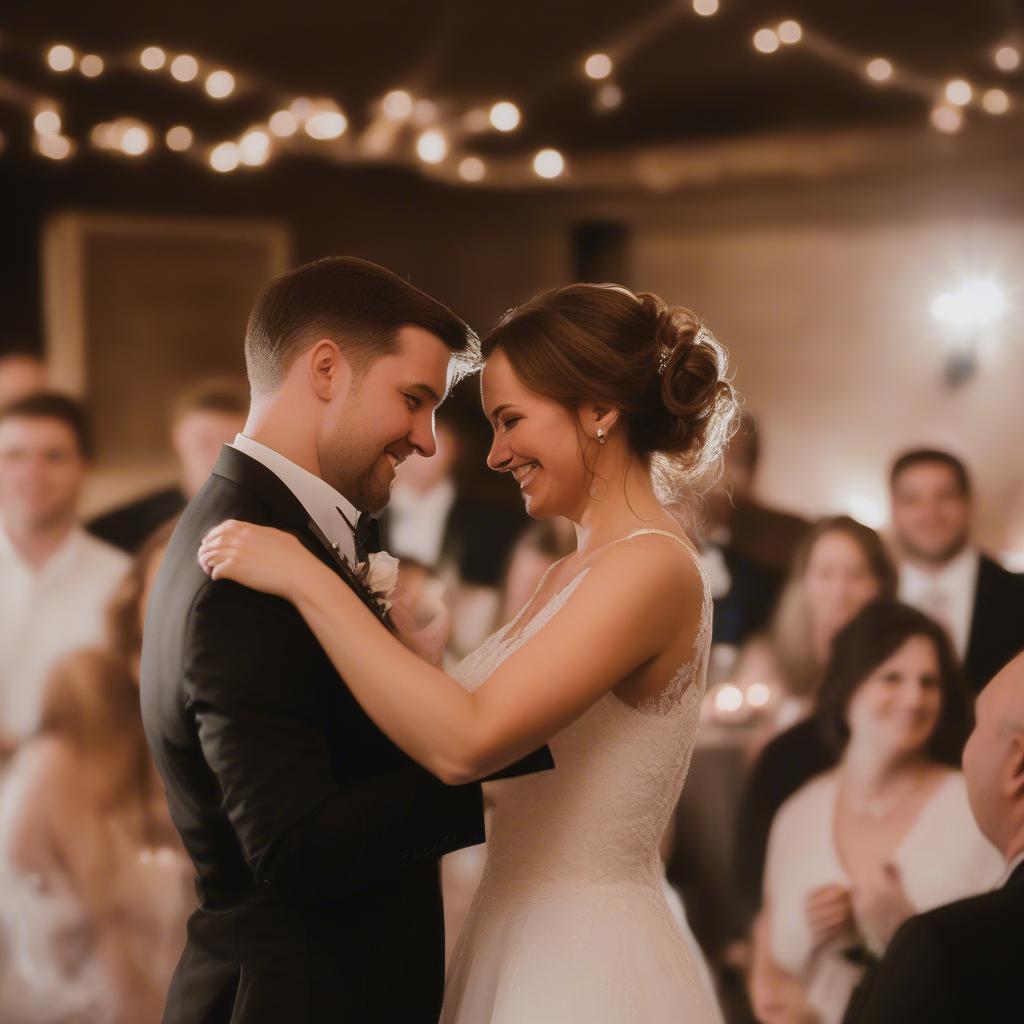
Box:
(2, 0, 1022, 163)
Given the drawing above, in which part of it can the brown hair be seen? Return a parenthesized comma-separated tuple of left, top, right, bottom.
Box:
(890, 447, 971, 498)
(481, 283, 738, 500)
(0, 391, 92, 459)
(107, 519, 177, 663)
(771, 516, 899, 698)
(171, 377, 250, 425)
(818, 599, 971, 765)
(244, 256, 480, 395)
(38, 649, 155, 824)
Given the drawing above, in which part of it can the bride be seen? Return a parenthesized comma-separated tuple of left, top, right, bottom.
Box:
(199, 282, 737, 1022)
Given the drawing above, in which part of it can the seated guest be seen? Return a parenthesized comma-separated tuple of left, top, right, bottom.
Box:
(751, 600, 1002, 1024)
(88, 378, 248, 553)
(0, 526, 191, 1023)
(844, 651, 1024, 1023)
(0, 349, 48, 407)
(891, 447, 1024, 693)
(0, 394, 129, 757)
(731, 517, 898, 931)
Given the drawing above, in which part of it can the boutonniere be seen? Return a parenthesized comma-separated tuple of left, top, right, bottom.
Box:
(353, 549, 401, 614)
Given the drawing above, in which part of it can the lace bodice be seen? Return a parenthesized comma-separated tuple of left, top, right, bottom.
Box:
(451, 529, 711, 895)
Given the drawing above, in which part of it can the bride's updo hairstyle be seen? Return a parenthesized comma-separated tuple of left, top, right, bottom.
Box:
(482, 283, 738, 500)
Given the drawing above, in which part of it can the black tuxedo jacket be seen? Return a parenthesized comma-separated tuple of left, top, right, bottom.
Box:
(965, 554, 1024, 694)
(843, 860, 1024, 1023)
(141, 446, 550, 1023)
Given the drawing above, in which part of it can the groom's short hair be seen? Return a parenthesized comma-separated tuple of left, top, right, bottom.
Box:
(244, 256, 479, 396)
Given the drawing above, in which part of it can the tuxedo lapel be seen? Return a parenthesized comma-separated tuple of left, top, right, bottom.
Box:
(211, 445, 392, 632)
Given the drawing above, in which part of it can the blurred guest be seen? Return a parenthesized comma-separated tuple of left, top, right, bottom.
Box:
(843, 652, 1024, 1023)
(731, 518, 898, 934)
(0, 350, 48, 407)
(88, 378, 248, 553)
(890, 448, 1024, 694)
(0, 521, 190, 1023)
(701, 412, 800, 646)
(499, 517, 576, 625)
(383, 410, 459, 568)
(705, 410, 811, 577)
(0, 394, 129, 754)
(751, 600, 1001, 1024)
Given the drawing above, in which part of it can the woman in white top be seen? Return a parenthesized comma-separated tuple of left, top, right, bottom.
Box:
(751, 599, 1003, 1024)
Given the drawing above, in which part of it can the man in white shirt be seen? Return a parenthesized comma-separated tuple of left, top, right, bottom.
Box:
(0, 394, 129, 753)
(891, 448, 1024, 693)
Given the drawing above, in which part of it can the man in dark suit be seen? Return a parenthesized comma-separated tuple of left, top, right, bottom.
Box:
(892, 448, 1024, 694)
(141, 257, 550, 1023)
(844, 652, 1024, 1023)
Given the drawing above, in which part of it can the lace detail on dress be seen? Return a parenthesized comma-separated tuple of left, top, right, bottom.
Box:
(442, 526, 722, 1023)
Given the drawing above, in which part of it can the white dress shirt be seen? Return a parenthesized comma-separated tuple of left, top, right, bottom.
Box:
(229, 434, 360, 565)
(899, 546, 979, 660)
(0, 526, 130, 740)
(387, 478, 455, 568)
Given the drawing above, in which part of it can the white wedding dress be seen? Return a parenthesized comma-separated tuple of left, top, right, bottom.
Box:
(441, 529, 724, 1023)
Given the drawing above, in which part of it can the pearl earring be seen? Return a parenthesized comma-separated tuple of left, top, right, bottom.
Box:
(596, 427, 606, 445)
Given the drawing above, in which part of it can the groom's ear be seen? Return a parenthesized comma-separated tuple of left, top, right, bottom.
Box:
(306, 339, 354, 401)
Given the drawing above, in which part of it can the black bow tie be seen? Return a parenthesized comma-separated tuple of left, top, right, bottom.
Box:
(350, 511, 382, 561)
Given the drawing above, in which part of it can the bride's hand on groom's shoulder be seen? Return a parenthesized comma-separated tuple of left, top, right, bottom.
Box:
(198, 520, 306, 599)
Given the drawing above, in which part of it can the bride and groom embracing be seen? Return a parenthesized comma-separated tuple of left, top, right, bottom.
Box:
(141, 256, 737, 1023)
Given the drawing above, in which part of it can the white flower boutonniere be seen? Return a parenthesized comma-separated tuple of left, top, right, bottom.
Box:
(355, 550, 401, 613)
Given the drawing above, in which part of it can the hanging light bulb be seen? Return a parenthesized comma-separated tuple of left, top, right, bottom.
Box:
(753, 29, 780, 54)
(33, 109, 62, 136)
(533, 148, 565, 179)
(205, 70, 236, 99)
(382, 90, 414, 121)
(595, 83, 623, 111)
(866, 58, 893, 82)
(170, 55, 199, 82)
(930, 105, 963, 134)
(140, 47, 166, 71)
(693, 0, 719, 16)
(944, 79, 973, 106)
(165, 126, 194, 152)
(584, 53, 613, 80)
(777, 20, 802, 45)
(269, 110, 299, 137)
(209, 142, 241, 172)
(416, 129, 448, 163)
(458, 156, 486, 182)
(489, 101, 521, 132)
(994, 45, 1020, 72)
(47, 45, 76, 72)
(79, 54, 104, 78)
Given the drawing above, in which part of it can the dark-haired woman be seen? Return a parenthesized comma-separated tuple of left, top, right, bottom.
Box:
(750, 601, 1002, 1024)
(199, 283, 736, 1022)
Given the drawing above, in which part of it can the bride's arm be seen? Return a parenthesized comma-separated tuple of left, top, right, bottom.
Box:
(200, 523, 702, 783)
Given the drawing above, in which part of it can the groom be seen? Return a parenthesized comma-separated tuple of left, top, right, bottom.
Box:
(141, 257, 551, 1023)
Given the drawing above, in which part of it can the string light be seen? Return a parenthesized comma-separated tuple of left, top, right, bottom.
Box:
(268, 110, 299, 137)
(489, 101, 520, 132)
(584, 53, 613, 80)
(382, 89, 413, 121)
(595, 83, 623, 110)
(140, 46, 166, 71)
(33, 110, 61, 136)
(204, 70, 235, 99)
(930, 105, 962, 134)
(120, 124, 152, 156)
(416, 129, 448, 163)
(753, 29, 780, 54)
(944, 79, 972, 106)
(46, 44, 75, 72)
(533, 148, 565, 178)
(209, 142, 240, 172)
(982, 88, 1011, 115)
(304, 108, 347, 140)
(994, 45, 1020, 72)
(165, 126, 193, 152)
(170, 54, 199, 82)
(777, 20, 802, 45)
(866, 58, 893, 82)
(746, 683, 772, 709)
(458, 156, 485, 182)
(289, 97, 313, 121)
(239, 128, 271, 165)
(693, 0, 719, 16)
(79, 54, 104, 78)
(36, 134, 73, 159)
